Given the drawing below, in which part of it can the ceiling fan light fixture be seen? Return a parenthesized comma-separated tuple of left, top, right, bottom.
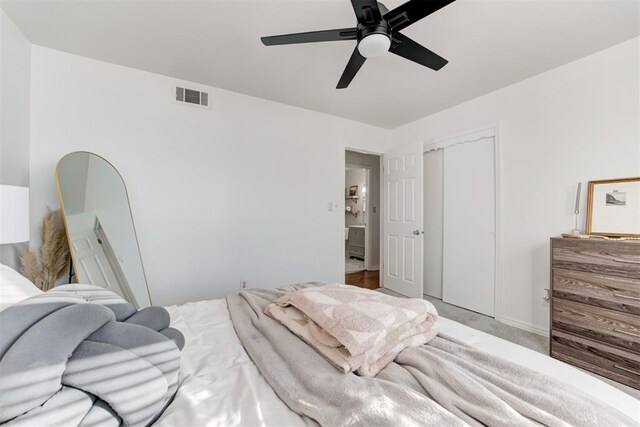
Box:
(357, 33, 391, 58)
(261, 0, 457, 88)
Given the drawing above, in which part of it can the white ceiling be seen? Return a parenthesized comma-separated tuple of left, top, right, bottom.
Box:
(2, 0, 638, 129)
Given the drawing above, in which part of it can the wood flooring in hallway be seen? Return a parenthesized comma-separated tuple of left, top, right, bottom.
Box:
(344, 270, 380, 289)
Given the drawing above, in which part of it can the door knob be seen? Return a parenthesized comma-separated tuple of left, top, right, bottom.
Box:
(413, 230, 423, 236)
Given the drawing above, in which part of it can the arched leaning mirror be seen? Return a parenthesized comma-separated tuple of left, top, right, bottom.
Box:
(56, 152, 151, 308)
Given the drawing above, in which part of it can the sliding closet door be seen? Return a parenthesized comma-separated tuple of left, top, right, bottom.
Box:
(442, 137, 495, 316)
(423, 150, 443, 299)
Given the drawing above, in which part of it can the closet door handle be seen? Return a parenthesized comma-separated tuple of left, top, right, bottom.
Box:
(613, 293, 640, 301)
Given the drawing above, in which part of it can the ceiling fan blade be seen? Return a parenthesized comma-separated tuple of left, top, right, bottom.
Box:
(261, 28, 357, 46)
(384, 0, 456, 32)
(351, 0, 382, 25)
(336, 47, 367, 89)
(390, 33, 448, 71)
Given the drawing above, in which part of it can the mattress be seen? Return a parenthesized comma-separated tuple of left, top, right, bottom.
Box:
(156, 298, 640, 426)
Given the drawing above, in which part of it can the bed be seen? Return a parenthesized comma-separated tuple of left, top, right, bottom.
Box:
(157, 297, 640, 426)
(1, 264, 638, 426)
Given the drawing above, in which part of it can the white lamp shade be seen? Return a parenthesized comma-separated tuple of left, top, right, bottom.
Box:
(357, 33, 391, 58)
(0, 185, 29, 244)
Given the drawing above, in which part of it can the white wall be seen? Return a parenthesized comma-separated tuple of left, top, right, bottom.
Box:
(30, 46, 389, 305)
(0, 9, 30, 268)
(391, 37, 640, 334)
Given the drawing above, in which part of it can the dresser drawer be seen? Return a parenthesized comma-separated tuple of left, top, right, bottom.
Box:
(552, 298, 640, 354)
(552, 239, 640, 278)
(551, 330, 640, 389)
(553, 268, 640, 315)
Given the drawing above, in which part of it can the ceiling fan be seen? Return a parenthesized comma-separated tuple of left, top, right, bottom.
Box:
(261, 0, 457, 89)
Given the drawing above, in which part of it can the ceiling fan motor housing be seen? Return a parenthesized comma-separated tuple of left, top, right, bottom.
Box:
(356, 21, 391, 40)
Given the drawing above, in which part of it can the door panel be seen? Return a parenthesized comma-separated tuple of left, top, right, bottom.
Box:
(387, 235, 399, 278)
(72, 229, 127, 299)
(387, 180, 398, 222)
(383, 142, 423, 298)
(403, 236, 416, 283)
(80, 254, 110, 287)
(404, 177, 416, 222)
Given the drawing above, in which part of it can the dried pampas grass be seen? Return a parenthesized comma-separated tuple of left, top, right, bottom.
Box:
(20, 208, 70, 291)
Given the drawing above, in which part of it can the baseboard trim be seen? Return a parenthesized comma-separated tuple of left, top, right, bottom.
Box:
(499, 315, 548, 337)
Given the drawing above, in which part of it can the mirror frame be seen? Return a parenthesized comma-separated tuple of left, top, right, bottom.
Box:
(55, 151, 153, 305)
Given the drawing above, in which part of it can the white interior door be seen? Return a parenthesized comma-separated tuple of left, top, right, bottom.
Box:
(71, 229, 127, 299)
(442, 137, 495, 316)
(383, 142, 423, 298)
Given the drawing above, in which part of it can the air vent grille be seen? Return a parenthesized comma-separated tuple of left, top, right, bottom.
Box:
(175, 86, 209, 108)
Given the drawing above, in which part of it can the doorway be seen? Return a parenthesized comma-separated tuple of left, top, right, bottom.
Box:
(423, 127, 498, 317)
(344, 150, 381, 289)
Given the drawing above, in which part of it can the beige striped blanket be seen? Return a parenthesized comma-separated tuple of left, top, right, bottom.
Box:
(264, 283, 439, 377)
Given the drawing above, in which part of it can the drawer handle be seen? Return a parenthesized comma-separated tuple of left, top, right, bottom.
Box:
(614, 364, 640, 376)
(613, 293, 640, 301)
(614, 328, 640, 338)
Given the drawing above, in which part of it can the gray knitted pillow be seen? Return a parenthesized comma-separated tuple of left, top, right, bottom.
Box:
(0, 284, 184, 426)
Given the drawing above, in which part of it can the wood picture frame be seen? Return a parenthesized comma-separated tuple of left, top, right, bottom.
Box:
(586, 176, 640, 237)
(348, 185, 358, 197)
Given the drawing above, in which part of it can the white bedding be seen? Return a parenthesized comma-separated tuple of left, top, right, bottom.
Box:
(157, 298, 640, 426)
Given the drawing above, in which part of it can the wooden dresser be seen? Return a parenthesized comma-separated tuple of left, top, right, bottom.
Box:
(550, 237, 640, 389)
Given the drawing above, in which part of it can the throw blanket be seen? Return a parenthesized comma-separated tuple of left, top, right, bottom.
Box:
(265, 283, 438, 376)
(228, 286, 639, 427)
(0, 284, 185, 427)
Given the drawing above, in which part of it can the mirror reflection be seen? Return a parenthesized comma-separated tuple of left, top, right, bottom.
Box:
(56, 152, 151, 308)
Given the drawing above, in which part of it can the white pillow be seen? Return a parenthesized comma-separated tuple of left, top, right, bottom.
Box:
(0, 262, 43, 312)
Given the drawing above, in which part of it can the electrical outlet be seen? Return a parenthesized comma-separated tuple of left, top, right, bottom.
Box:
(241, 280, 248, 289)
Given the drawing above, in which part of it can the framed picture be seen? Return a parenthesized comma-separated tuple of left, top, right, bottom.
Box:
(349, 185, 358, 197)
(586, 176, 640, 237)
